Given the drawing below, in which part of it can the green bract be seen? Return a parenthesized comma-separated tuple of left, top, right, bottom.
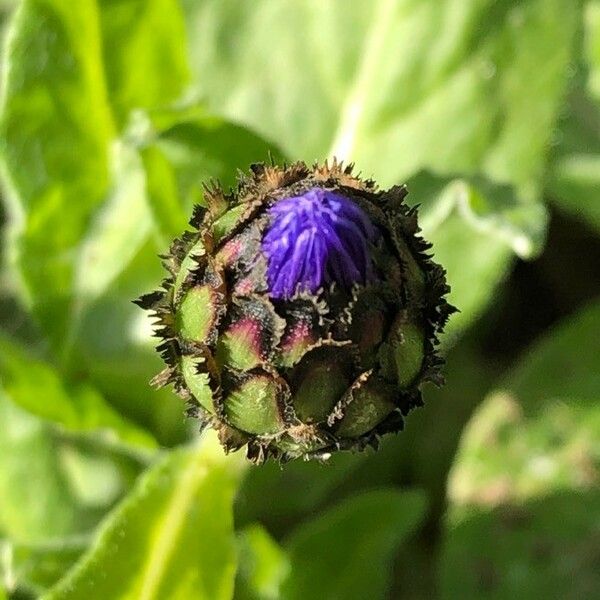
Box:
(136, 161, 454, 462)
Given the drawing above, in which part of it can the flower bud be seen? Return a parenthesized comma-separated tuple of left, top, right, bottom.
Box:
(136, 161, 455, 463)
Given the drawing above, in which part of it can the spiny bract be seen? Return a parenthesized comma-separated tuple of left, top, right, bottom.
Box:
(136, 161, 455, 463)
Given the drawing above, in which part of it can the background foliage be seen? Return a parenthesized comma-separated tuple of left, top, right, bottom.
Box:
(0, 1, 598, 598)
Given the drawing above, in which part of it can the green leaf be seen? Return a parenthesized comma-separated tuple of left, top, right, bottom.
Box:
(508, 301, 600, 403)
(1, 537, 87, 596)
(281, 489, 426, 600)
(585, 0, 600, 101)
(0, 0, 189, 354)
(184, 0, 576, 192)
(545, 7, 600, 233)
(546, 87, 600, 234)
(98, 0, 189, 126)
(414, 173, 547, 258)
(439, 298, 600, 599)
(73, 140, 153, 307)
(0, 334, 157, 451)
(137, 108, 285, 240)
(0, 0, 115, 348)
(406, 171, 529, 339)
(0, 392, 97, 542)
(236, 452, 367, 530)
(73, 239, 189, 446)
(61, 136, 154, 361)
(440, 299, 600, 600)
(549, 151, 600, 232)
(448, 299, 600, 507)
(45, 433, 246, 600)
(429, 216, 513, 340)
(0, 388, 146, 555)
(440, 490, 600, 600)
(235, 525, 290, 600)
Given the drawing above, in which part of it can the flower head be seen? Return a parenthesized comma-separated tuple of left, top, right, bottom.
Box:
(136, 161, 455, 463)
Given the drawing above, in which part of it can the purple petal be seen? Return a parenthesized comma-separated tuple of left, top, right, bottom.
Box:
(262, 188, 380, 299)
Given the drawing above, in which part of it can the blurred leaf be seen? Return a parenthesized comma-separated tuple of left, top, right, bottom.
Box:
(585, 0, 600, 101)
(508, 300, 600, 403)
(137, 109, 285, 240)
(546, 87, 600, 234)
(56, 437, 145, 510)
(184, 0, 576, 193)
(449, 299, 600, 507)
(439, 302, 600, 600)
(406, 171, 528, 339)
(46, 433, 246, 600)
(549, 152, 600, 232)
(1, 537, 87, 596)
(428, 216, 513, 341)
(98, 0, 189, 125)
(235, 525, 290, 600)
(236, 452, 368, 532)
(0, 439, 145, 596)
(0, 392, 97, 543)
(280, 489, 426, 600)
(142, 106, 285, 190)
(0, 0, 115, 349)
(0, 334, 157, 451)
(440, 490, 600, 600)
(545, 6, 600, 233)
(0, 0, 189, 354)
(73, 140, 152, 307)
(74, 239, 189, 446)
(417, 174, 547, 258)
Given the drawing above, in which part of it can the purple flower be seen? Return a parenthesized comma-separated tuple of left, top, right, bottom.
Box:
(262, 188, 379, 299)
(138, 160, 455, 463)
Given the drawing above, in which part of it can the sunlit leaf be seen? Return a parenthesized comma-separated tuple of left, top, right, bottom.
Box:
(1, 536, 87, 596)
(0, 392, 97, 543)
(45, 433, 246, 600)
(0, 0, 189, 353)
(73, 140, 152, 306)
(585, 0, 600, 101)
(184, 0, 576, 193)
(0, 334, 156, 451)
(98, 0, 189, 126)
(138, 109, 285, 240)
(405, 171, 533, 339)
(545, 7, 600, 233)
(0, 0, 115, 348)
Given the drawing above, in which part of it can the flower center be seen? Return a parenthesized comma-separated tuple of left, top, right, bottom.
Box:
(262, 188, 379, 299)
